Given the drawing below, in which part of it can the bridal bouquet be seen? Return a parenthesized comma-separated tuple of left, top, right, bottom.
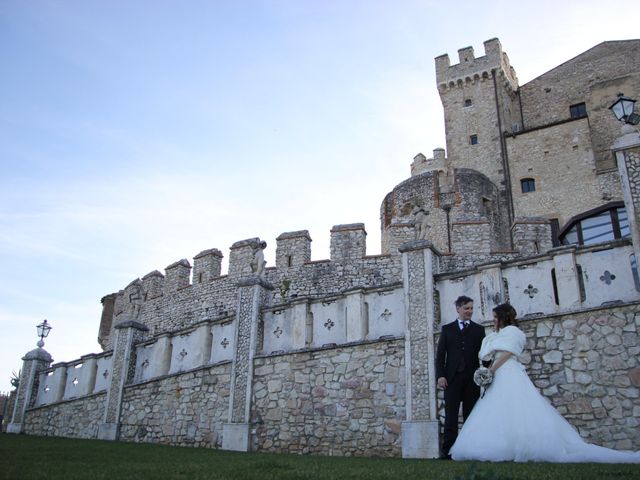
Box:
(473, 366, 493, 390)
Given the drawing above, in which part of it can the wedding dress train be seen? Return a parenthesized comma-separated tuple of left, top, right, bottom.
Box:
(450, 326, 640, 463)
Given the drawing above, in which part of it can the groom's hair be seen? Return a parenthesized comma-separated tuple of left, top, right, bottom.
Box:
(455, 295, 474, 308)
(493, 303, 518, 329)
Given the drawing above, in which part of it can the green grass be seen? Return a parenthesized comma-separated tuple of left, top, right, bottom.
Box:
(0, 434, 638, 480)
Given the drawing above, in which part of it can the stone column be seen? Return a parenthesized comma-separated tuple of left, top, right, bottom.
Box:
(399, 239, 441, 458)
(7, 347, 52, 434)
(222, 276, 274, 452)
(612, 130, 640, 264)
(97, 320, 148, 441)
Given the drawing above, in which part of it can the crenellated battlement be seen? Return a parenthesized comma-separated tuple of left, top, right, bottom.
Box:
(98, 223, 399, 349)
(435, 38, 518, 92)
(410, 148, 448, 177)
(275, 230, 312, 269)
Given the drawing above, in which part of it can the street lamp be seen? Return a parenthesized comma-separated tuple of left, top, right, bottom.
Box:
(609, 93, 640, 125)
(36, 319, 52, 348)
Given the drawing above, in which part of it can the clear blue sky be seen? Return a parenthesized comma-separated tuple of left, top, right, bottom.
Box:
(1, 0, 639, 393)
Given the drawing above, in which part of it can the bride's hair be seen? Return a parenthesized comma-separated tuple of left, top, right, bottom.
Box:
(493, 303, 518, 330)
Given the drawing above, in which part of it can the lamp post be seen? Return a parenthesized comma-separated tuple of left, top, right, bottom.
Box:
(609, 93, 640, 125)
(36, 319, 52, 348)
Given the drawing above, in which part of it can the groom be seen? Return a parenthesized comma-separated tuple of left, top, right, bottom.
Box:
(436, 295, 485, 459)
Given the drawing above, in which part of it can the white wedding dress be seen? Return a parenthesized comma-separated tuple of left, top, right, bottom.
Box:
(450, 326, 640, 463)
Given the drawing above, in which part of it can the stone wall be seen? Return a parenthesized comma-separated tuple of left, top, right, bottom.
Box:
(24, 392, 106, 439)
(119, 362, 232, 448)
(451, 221, 492, 254)
(17, 299, 640, 453)
(519, 40, 640, 172)
(506, 118, 623, 227)
(512, 219, 553, 256)
(251, 338, 405, 456)
(524, 306, 640, 450)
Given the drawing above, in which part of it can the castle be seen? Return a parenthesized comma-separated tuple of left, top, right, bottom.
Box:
(7, 38, 640, 458)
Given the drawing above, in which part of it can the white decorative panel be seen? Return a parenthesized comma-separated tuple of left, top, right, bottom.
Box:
(211, 321, 235, 363)
(365, 288, 405, 339)
(310, 299, 346, 348)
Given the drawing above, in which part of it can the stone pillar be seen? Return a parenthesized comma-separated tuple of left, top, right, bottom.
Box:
(382, 223, 415, 256)
(222, 276, 274, 452)
(613, 130, 640, 265)
(193, 248, 224, 285)
(164, 259, 191, 293)
(97, 320, 148, 441)
(399, 239, 441, 458)
(330, 223, 367, 262)
(7, 347, 52, 434)
(276, 230, 312, 269)
(98, 293, 117, 350)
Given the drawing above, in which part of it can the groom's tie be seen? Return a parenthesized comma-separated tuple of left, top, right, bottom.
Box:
(458, 321, 469, 372)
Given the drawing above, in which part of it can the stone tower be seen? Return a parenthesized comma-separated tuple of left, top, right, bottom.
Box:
(435, 38, 521, 226)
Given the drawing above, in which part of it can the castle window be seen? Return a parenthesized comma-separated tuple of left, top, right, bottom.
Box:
(570, 102, 587, 119)
(464, 99, 473, 107)
(469, 135, 478, 145)
(559, 202, 629, 246)
(520, 178, 536, 193)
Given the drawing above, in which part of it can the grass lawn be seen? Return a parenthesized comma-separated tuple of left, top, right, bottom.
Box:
(0, 434, 639, 480)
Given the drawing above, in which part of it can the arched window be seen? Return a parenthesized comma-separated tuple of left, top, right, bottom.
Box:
(520, 178, 535, 193)
(559, 202, 629, 246)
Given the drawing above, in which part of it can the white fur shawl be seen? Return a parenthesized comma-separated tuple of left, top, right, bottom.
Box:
(479, 325, 526, 361)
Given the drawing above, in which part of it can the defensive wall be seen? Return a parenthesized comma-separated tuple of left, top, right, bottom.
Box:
(13, 235, 640, 456)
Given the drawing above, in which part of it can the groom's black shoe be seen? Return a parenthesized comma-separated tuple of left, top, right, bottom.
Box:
(439, 453, 452, 460)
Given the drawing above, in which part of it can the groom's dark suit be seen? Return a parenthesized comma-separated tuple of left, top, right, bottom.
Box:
(436, 318, 485, 456)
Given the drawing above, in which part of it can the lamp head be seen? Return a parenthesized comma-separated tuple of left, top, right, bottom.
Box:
(36, 319, 52, 347)
(610, 93, 639, 125)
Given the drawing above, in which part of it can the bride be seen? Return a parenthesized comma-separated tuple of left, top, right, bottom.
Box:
(450, 303, 640, 463)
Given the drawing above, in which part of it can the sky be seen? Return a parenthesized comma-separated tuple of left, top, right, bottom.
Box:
(1, 0, 640, 395)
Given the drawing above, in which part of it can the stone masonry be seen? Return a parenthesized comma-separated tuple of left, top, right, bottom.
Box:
(251, 339, 405, 456)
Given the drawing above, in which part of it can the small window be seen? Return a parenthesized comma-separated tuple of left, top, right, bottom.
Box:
(521, 178, 536, 193)
(470, 135, 478, 145)
(464, 99, 473, 107)
(570, 102, 587, 119)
